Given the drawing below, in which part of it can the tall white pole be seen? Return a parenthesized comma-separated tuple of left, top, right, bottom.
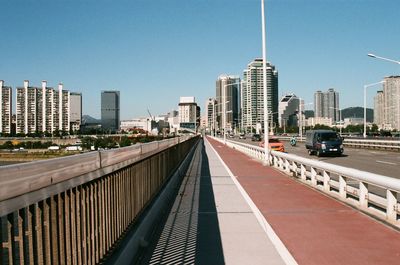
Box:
(261, 0, 269, 164)
(223, 82, 226, 144)
(364, 85, 367, 138)
(299, 98, 302, 139)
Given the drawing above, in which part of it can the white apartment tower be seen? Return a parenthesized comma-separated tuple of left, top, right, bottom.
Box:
(374, 90, 384, 128)
(0, 80, 12, 134)
(16, 80, 70, 134)
(241, 59, 278, 133)
(383, 76, 400, 130)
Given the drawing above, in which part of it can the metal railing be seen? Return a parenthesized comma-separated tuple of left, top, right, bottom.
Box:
(276, 136, 400, 151)
(0, 136, 199, 264)
(212, 137, 400, 228)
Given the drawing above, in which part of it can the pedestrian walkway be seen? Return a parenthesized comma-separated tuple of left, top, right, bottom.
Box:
(137, 138, 287, 264)
(206, 136, 400, 265)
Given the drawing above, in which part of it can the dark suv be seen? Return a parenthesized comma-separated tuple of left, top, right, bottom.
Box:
(305, 130, 343, 157)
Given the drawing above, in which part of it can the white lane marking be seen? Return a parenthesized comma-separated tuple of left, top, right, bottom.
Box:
(205, 138, 298, 265)
(376, 160, 397, 166)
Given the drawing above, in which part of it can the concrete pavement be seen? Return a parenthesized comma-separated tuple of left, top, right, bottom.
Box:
(138, 138, 288, 264)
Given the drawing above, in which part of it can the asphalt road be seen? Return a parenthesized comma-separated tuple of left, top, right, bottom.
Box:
(227, 136, 400, 179)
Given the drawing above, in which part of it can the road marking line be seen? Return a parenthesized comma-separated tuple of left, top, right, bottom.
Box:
(206, 138, 298, 265)
(376, 160, 397, 165)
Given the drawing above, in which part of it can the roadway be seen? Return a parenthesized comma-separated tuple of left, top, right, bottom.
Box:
(226, 136, 400, 179)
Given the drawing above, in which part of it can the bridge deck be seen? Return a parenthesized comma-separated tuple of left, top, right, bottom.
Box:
(206, 136, 400, 265)
(137, 138, 285, 264)
(138, 136, 400, 264)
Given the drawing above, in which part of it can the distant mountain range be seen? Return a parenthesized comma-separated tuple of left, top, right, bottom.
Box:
(304, 107, 373, 122)
(82, 115, 101, 124)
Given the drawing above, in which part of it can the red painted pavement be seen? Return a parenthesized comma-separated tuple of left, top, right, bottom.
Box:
(207, 137, 400, 265)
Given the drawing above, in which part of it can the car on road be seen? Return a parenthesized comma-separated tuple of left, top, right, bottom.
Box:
(305, 130, 343, 157)
(239, 133, 246, 139)
(259, 138, 285, 152)
(251, 134, 262, 141)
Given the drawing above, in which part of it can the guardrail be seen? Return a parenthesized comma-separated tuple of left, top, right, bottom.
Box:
(211, 137, 400, 228)
(0, 135, 198, 264)
(274, 136, 400, 151)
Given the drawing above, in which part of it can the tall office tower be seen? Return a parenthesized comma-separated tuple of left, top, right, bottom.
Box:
(0, 80, 12, 134)
(101, 90, 120, 132)
(178, 96, 197, 131)
(374, 90, 384, 128)
(241, 59, 278, 133)
(205, 98, 216, 131)
(314, 88, 340, 122)
(383, 76, 400, 130)
(70, 92, 82, 132)
(278, 94, 300, 128)
(215, 75, 240, 132)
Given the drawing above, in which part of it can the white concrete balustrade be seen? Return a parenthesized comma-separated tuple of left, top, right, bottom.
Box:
(212, 137, 400, 228)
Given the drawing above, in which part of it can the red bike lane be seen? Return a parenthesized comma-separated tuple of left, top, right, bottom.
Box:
(207, 137, 400, 265)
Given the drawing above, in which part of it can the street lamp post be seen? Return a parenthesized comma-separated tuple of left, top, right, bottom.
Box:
(363, 81, 385, 138)
(368, 53, 400, 65)
(261, 0, 269, 164)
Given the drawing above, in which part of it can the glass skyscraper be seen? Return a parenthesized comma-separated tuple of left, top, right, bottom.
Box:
(101, 90, 120, 132)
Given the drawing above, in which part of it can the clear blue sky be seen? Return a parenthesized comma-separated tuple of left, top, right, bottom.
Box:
(0, 0, 399, 119)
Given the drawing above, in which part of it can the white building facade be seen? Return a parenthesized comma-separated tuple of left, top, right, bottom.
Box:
(16, 80, 70, 134)
(0, 80, 12, 134)
(178, 97, 197, 132)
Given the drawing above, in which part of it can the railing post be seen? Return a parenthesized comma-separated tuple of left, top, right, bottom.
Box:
(359, 182, 368, 209)
(300, 164, 306, 181)
(311, 167, 317, 186)
(386, 190, 398, 223)
(323, 171, 330, 192)
(339, 175, 347, 199)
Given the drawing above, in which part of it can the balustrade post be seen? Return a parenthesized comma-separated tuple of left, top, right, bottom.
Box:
(323, 171, 330, 192)
(311, 167, 317, 186)
(339, 175, 347, 199)
(386, 190, 398, 223)
(300, 164, 306, 181)
(359, 182, 369, 209)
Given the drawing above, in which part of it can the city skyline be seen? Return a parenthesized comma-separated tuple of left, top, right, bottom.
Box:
(0, 0, 399, 119)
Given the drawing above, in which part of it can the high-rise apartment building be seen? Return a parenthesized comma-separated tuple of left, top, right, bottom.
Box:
(70, 92, 82, 132)
(374, 90, 384, 128)
(383, 76, 400, 130)
(0, 80, 12, 134)
(215, 75, 240, 132)
(241, 59, 278, 133)
(278, 94, 300, 128)
(314, 88, 340, 122)
(16, 80, 70, 134)
(101, 90, 120, 132)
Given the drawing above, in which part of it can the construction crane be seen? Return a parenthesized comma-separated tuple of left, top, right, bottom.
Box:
(147, 108, 155, 121)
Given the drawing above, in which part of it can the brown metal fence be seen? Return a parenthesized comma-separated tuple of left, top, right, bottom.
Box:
(0, 136, 198, 264)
